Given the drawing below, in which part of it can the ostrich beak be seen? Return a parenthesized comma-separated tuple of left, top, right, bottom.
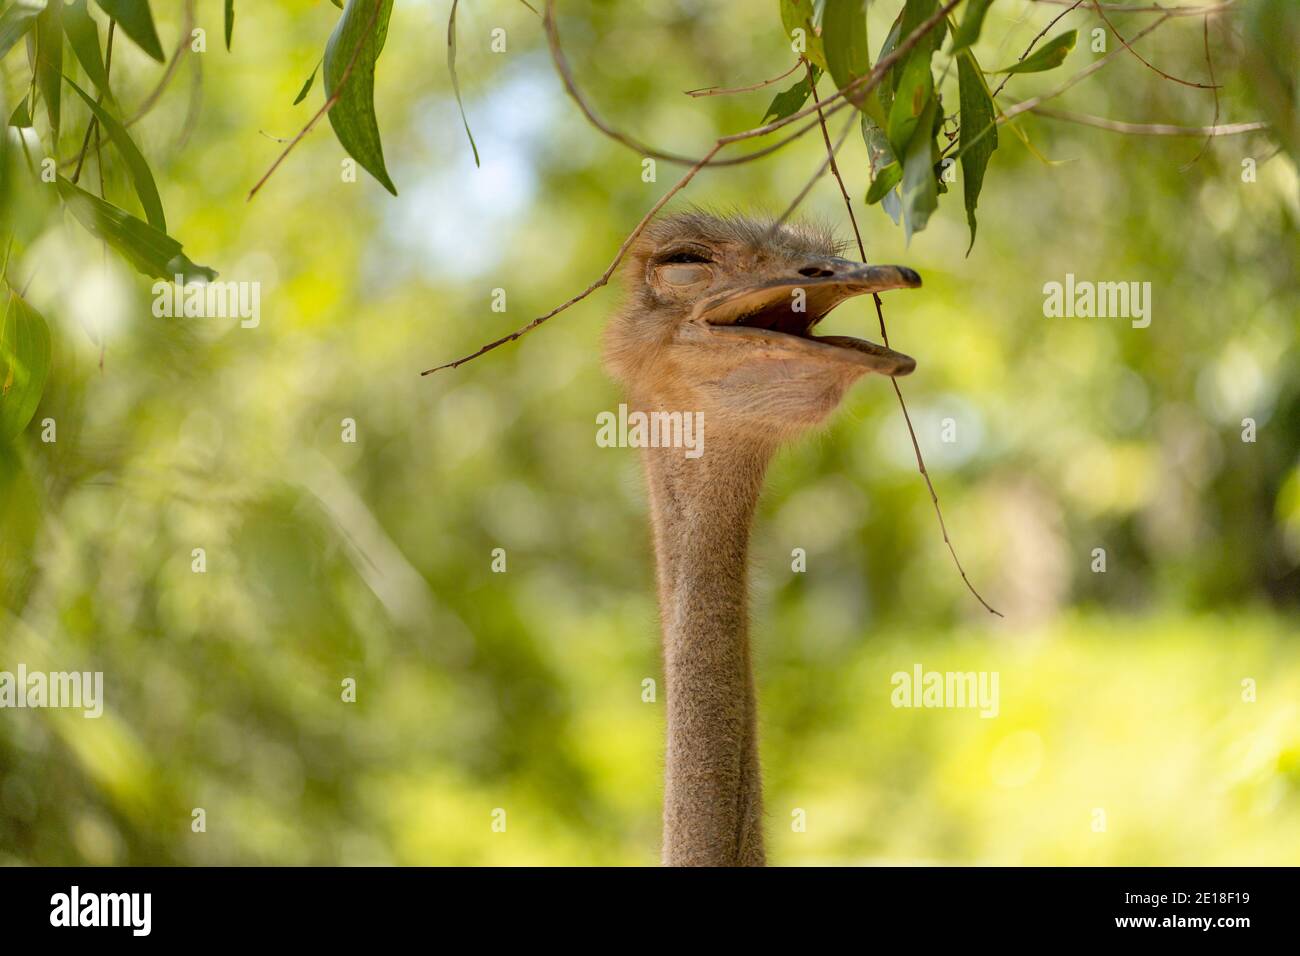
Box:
(688, 261, 922, 376)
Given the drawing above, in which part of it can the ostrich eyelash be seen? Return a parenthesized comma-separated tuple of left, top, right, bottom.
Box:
(658, 250, 713, 265)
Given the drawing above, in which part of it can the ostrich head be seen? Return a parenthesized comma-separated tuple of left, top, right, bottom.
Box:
(605, 211, 922, 443)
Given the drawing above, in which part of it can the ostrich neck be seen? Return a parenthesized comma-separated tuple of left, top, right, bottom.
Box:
(640, 430, 775, 867)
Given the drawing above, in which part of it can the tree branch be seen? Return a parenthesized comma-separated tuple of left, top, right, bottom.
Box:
(1025, 104, 1264, 136)
(421, 144, 722, 374)
(1030, 0, 1236, 16)
(1091, 0, 1220, 89)
(247, 0, 386, 202)
(685, 59, 802, 98)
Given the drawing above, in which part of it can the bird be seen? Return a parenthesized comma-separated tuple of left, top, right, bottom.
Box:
(603, 211, 922, 866)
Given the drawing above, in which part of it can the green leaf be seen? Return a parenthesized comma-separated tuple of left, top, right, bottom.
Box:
(64, 75, 165, 231)
(325, 0, 397, 194)
(887, 50, 933, 154)
(950, 0, 994, 52)
(956, 51, 997, 254)
(224, 0, 233, 50)
(760, 67, 818, 125)
(899, 94, 939, 243)
(886, 0, 942, 155)
(866, 161, 902, 206)
(0, 290, 52, 442)
(870, 15, 901, 128)
(63, 0, 114, 103)
(94, 0, 164, 63)
(780, 0, 826, 71)
(56, 177, 216, 282)
(34, 0, 61, 140)
(991, 30, 1077, 74)
(446, 0, 478, 168)
(293, 56, 323, 106)
(821, 0, 870, 111)
(8, 94, 32, 128)
(0, 0, 45, 62)
(862, 111, 901, 207)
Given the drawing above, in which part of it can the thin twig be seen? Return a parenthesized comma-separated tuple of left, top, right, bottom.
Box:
(247, 0, 385, 201)
(1091, 0, 1220, 89)
(685, 59, 802, 98)
(1025, 104, 1263, 136)
(803, 62, 865, 259)
(885, 371, 1002, 616)
(1031, 0, 1235, 14)
(1001, 13, 1176, 123)
(1181, 14, 1220, 167)
(421, 144, 723, 373)
(805, 63, 1002, 618)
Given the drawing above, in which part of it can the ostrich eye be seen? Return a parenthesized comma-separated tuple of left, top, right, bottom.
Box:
(659, 250, 713, 265)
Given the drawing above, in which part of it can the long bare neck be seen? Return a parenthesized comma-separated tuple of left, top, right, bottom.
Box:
(640, 429, 775, 866)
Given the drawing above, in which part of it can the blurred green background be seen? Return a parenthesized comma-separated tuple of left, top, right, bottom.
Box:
(1, 0, 1298, 865)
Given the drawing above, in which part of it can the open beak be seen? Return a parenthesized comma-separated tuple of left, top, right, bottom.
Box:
(688, 260, 921, 376)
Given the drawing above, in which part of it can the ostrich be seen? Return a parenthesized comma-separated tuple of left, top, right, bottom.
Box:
(604, 212, 921, 866)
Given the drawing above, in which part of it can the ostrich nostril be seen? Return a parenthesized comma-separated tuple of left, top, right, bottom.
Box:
(798, 266, 835, 278)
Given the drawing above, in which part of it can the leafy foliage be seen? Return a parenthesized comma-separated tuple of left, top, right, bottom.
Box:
(780, 0, 827, 71)
(94, 0, 163, 62)
(325, 0, 397, 195)
(0, 290, 50, 441)
(55, 178, 215, 282)
(991, 30, 1077, 75)
(761, 65, 820, 124)
(956, 50, 996, 252)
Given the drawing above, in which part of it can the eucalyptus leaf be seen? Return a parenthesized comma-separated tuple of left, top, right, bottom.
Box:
(760, 67, 818, 125)
(64, 75, 166, 231)
(8, 94, 32, 128)
(865, 161, 902, 206)
(821, 0, 870, 112)
(991, 30, 1076, 74)
(224, 0, 234, 51)
(63, 0, 114, 104)
(956, 50, 997, 253)
(951, 0, 994, 52)
(862, 111, 900, 206)
(0, 290, 52, 442)
(34, 0, 61, 139)
(779, 0, 826, 71)
(94, 0, 164, 63)
(325, 0, 397, 194)
(899, 95, 939, 243)
(446, 0, 478, 168)
(886, 0, 941, 156)
(56, 177, 216, 282)
(293, 56, 323, 106)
